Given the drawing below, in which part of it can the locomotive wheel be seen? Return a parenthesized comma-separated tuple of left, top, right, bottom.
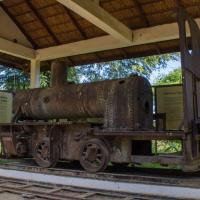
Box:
(79, 138, 110, 173)
(16, 142, 27, 157)
(34, 139, 59, 168)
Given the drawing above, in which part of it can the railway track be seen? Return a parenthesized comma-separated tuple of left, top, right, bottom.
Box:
(0, 176, 186, 200)
(1, 158, 200, 188)
(0, 159, 200, 199)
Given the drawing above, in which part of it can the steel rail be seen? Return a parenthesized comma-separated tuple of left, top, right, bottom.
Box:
(0, 176, 182, 200)
(0, 163, 199, 199)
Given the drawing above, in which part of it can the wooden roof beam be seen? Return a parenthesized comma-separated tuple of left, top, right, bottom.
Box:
(0, 37, 35, 60)
(56, 0, 133, 44)
(36, 18, 200, 61)
(133, 0, 161, 54)
(62, 1, 112, 62)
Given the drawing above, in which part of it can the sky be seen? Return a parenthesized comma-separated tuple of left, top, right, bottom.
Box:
(149, 59, 181, 84)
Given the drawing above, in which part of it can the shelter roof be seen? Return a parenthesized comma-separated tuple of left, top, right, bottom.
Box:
(0, 0, 199, 69)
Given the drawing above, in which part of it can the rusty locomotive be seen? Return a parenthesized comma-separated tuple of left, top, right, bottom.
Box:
(1, 9, 200, 172)
(1, 61, 153, 172)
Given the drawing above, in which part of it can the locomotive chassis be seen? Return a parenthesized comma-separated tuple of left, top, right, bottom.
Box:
(0, 121, 186, 172)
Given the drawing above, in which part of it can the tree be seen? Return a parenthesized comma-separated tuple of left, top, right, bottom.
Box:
(155, 68, 182, 85)
(72, 53, 179, 83)
(40, 71, 51, 88)
(0, 66, 52, 90)
(0, 53, 179, 90)
(0, 66, 29, 91)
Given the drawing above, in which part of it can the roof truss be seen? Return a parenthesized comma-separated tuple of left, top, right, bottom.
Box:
(36, 19, 200, 61)
(1, 17, 199, 62)
(0, 1, 200, 64)
(56, 0, 133, 44)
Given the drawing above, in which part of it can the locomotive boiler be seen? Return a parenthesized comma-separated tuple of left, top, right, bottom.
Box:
(0, 61, 153, 172)
(14, 61, 152, 130)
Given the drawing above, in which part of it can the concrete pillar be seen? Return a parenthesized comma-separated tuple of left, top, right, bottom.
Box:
(30, 59, 40, 88)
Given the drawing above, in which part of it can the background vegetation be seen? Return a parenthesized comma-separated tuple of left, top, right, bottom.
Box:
(0, 53, 179, 90)
(155, 68, 182, 85)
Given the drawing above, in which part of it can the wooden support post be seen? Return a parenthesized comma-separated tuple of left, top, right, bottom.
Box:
(30, 59, 40, 88)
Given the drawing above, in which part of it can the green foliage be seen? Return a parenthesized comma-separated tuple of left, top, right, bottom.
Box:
(72, 53, 179, 83)
(0, 53, 179, 90)
(155, 68, 182, 85)
(68, 67, 79, 83)
(0, 67, 53, 90)
(152, 140, 182, 154)
(0, 66, 29, 91)
(40, 71, 51, 88)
